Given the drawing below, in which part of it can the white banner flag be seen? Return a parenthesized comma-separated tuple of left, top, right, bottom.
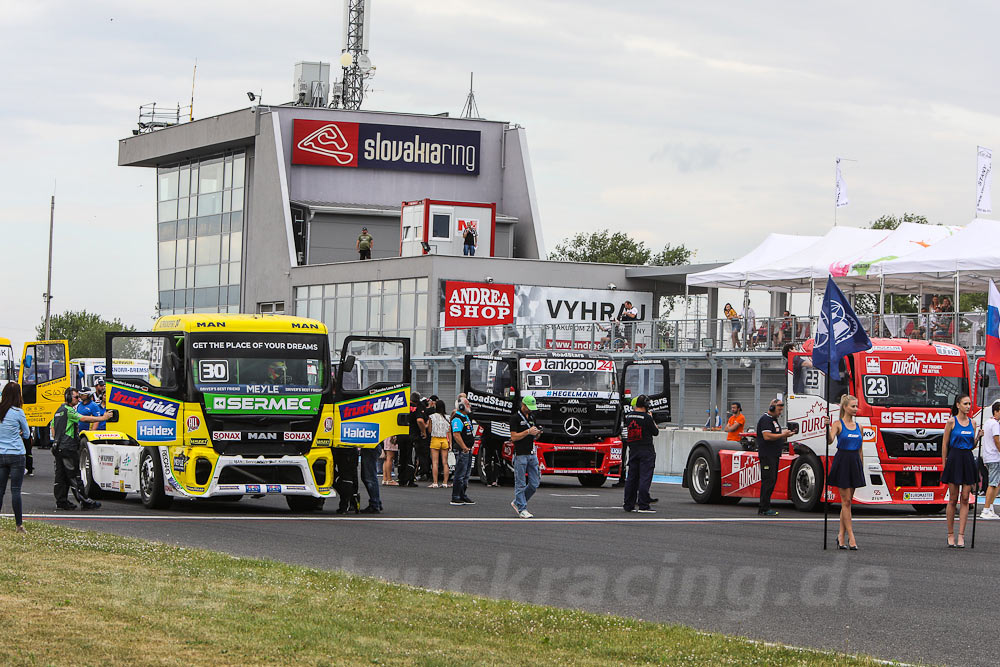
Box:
(835, 157, 849, 209)
(977, 146, 992, 216)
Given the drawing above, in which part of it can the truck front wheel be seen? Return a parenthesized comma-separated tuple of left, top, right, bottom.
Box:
(790, 453, 824, 512)
(578, 474, 607, 487)
(80, 445, 127, 501)
(687, 448, 721, 503)
(139, 448, 172, 510)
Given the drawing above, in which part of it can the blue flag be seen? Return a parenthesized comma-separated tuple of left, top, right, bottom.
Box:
(813, 277, 871, 380)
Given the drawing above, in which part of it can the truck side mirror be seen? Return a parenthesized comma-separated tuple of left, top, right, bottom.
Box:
(341, 355, 356, 374)
(106, 409, 119, 423)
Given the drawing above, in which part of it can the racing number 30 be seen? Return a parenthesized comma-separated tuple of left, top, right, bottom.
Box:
(864, 375, 888, 397)
(199, 360, 230, 383)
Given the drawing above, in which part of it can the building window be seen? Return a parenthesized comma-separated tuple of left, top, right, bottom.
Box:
(294, 278, 430, 355)
(431, 212, 451, 240)
(156, 151, 246, 316)
(258, 302, 285, 315)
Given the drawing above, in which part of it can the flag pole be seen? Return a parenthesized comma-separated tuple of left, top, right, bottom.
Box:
(973, 369, 988, 549)
(822, 280, 832, 551)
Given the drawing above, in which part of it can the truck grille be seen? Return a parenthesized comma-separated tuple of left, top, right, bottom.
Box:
(882, 429, 942, 458)
(217, 465, 305, 485)
(543, 450, 604, 470)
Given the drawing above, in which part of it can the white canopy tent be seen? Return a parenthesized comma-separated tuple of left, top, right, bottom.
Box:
(686, 233, 821, 289)
(834, 222, 963, 289)
(877, 218, 1000, 290)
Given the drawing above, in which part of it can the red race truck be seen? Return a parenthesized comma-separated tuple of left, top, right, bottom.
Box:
(684, 337, 971, 512)
(464, 351, 670, 487)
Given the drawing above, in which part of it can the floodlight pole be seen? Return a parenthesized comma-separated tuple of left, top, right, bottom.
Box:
(44, 195, 55, 340)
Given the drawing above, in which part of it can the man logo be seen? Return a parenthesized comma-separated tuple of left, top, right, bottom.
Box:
(296, 122, 358, 166)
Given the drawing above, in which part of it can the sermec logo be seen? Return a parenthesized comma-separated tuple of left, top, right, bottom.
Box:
(294, 121, 359, 167)
(110, 387, 179, 418)
(341, 421, 380, 445)
(339, 391, 407, 420)
(880, 411, 950, 425)
(136, 420, 176, 442)
(209, 395, 319, 414)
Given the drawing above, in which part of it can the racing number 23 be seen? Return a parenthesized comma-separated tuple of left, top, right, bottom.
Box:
(864, 375, 888, 397)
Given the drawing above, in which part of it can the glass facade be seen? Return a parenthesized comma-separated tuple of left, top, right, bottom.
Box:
(157, 152, 246, 314)
(294, 278, 429, 355)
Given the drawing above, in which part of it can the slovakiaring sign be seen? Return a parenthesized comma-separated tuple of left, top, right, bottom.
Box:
(292, 119, 480, 175)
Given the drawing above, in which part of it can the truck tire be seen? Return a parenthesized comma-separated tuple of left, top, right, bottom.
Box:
(475, 450, 488, 484)
(912, 503, 945, 515)
(790, 453, 824, 512)
(687, 447, 722, 503)
(80, 446, 127, 501)
(578, 474, 607, 487)
(286, 495, 325, 512)
(139, 447, 172, 510)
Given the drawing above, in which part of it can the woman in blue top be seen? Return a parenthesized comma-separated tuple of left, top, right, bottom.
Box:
(941, 393, 979, 548)
(0, 382, 30, 534)
(827, 394, 865, 550)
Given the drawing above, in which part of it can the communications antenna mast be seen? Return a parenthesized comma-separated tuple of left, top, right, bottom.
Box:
(334, 0, 373, 110)
(460, 72, 480, 119)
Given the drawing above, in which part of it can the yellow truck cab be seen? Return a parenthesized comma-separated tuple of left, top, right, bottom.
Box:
(83, 313, 410, 511)
(18, 339, 70, 428)
(0, 338, 14, 387)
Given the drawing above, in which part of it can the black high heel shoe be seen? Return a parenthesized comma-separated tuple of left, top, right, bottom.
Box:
(837, 539, 848, 550)
(849, 544, 858, 551)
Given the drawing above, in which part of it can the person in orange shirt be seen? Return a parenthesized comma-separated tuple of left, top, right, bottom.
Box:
(724, 402, 745, 442)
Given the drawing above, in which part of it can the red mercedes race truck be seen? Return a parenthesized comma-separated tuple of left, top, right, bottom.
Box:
(683, 338, 971, 513)
(464, 350, 670, 487)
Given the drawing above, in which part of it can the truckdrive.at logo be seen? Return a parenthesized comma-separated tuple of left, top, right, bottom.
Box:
(292, 119, 480, 175)
(444, 281, 514, 328)
(136, 420, 176, 442)
(339, 390, 407, 420)
(341, 422, 381, 445)
(206, 394, 320, 415)
(109, 387, 179, 418)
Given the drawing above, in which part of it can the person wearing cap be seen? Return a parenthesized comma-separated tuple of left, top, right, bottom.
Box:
(75, 387, 106, 431)
(622, 395, 658, 513)
(509, 396, 542, 518)
(356, 226, 374, 260)
(755, 399, 794, 517)
(93, 377, 106, 407)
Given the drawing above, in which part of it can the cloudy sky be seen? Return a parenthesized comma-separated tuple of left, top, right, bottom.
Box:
(1, 1, 996, 349)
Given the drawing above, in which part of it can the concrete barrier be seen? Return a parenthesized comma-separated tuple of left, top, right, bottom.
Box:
(652, 428, 731, 476)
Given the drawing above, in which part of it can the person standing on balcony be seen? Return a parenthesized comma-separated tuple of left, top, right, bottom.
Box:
(356, 226, 374, 260)
(724, 303, 741, 349)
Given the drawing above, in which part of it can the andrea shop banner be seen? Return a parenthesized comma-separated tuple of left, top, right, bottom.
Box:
(444, 281, 515, 328)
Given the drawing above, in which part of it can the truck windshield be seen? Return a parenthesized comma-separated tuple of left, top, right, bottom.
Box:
(189, 333, 328, 395)
(862, 374, 967, 408)
(520, 358, 616, 394)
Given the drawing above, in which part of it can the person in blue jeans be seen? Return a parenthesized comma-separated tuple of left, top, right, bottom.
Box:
(359, 444, 382, 514)
(0, 382, 31, 534)
(510, 396, 542, 518)
(450, 402, 475, 505)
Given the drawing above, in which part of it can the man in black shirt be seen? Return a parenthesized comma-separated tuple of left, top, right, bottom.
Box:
(397, 391, 427, 487)
(755, 399, 794, 516)
(623, 395, 659, 513)
(509, 396, 542, 518)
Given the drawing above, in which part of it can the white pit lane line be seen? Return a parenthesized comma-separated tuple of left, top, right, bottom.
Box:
(5, 513, 965, 523)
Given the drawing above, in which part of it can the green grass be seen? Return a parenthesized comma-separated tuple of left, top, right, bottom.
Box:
(0, 519, 884, 666)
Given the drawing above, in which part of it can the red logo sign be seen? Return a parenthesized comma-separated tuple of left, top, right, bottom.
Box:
(444, 281, 514, 329)
(292, 120, 359, 167)
(525, 359, 543, 372)
(186, 415, 201, 432)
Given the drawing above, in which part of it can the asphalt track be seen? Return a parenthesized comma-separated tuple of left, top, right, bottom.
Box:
(9, 451, 1000, 667)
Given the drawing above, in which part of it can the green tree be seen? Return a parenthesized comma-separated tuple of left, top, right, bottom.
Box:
(868, 212, 929, 230)
(549, 229, 652, 264)
(651, 243, 695, 266)
(37, 310, 136, 358)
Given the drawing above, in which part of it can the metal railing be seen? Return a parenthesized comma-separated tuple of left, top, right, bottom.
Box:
(430, 311, 987, 355)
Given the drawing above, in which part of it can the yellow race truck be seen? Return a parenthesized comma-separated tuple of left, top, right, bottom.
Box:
(78, 313, 410, 511)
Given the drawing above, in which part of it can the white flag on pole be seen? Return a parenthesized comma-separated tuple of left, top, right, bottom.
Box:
(835, 157, 849, 209)
(977, 146, 992, 216)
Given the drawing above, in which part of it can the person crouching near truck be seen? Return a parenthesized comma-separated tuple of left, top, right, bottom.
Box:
(827, 394, 865, 550)
(941, 393, 979, 548)
(623, 395, 659, 513)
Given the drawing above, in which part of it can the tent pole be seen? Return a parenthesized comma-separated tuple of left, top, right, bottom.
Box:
(917, 281, 923, 339)
(742, 284, 751, 350)
(954, 271, 960, 345)
(879, 273, 885, 337)
(684, 284, 690, 348)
